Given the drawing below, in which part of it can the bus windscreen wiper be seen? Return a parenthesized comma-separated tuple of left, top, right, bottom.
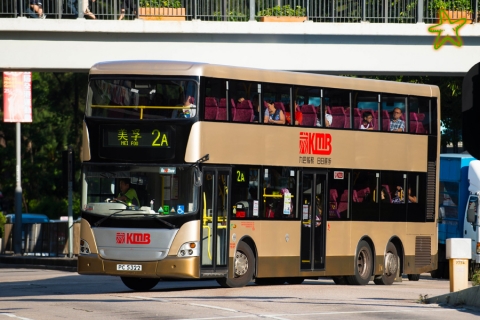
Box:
(149, 214, 176, 229)
(93, 209, 135, 227)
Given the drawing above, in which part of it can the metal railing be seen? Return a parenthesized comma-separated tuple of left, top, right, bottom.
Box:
(1, 222, 80, 256)
(1, 0, 479, 23)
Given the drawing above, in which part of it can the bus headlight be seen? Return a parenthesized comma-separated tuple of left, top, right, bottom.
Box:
(476, 242, 480, 254)
(80, 239, 91, 255)
(177, 241, 199, 257)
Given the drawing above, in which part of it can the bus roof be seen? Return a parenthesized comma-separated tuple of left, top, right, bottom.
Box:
(89, 60, 439, 98)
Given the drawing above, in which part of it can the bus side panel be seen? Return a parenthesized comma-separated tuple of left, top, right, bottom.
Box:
(228, 221, 300, 278)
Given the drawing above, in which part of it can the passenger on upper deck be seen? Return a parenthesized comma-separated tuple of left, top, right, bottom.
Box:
(392, 186, 404, 203)
(294, 101, 303, 125)
(264, 100, 285, 125)
(316, 107, 332, 127)
(390, 107, 405, 132)
(182, 95, 196, 118)
(407, 187, 417, 203)
(380, 187, 391, 203)
(252, 95, 260, 122)
(360, 111, 374, 130)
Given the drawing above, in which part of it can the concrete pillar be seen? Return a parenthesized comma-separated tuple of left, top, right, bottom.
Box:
(446, 238, 471, 292)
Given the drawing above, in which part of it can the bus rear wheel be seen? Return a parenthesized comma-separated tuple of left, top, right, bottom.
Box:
(374, 242, 398, 285)
(216, 241, 254, 288)
(120, 277, 160, 291)
(347, 240, 373, 285)
(407, 274, 420, 281)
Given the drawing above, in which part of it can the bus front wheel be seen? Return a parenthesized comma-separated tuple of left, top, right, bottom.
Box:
(374, 242, 398, 285)
(347, 240, 373, 285)
(216, 241, 255, 288)
(120, 277, 160, 291)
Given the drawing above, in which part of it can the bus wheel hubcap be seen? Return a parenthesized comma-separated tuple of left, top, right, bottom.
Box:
(234, 251, 248, 276)
(357, 249, 370, 277)
(385, 252, 398, 276)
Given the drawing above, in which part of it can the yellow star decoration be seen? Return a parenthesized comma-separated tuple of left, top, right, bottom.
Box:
(428, 9, 467, 49)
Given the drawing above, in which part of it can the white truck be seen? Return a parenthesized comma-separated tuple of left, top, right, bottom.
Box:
(433, 154, 480, 279)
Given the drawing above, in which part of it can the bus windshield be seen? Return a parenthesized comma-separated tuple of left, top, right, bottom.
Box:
(84, 164, 199, 216)
(86, 77, 198, 120)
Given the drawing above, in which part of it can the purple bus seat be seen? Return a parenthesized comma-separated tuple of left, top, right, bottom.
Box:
(380, 110, 390, 131)
(216, 98, 227, 121)
(233, 100, 254, 123)
(331, 107, 346, 128)
(330, 189, 338, 202)
(204, 97, 218, 120)
(274, 102, 286, 113)
(338, 189, 349, 214)
(300, 104, 316, 127)
(409, 112, 419, 133)
(417, 113, 426, 134)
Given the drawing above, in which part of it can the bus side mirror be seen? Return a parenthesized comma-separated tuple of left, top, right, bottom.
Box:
(194, 167, 203, 187)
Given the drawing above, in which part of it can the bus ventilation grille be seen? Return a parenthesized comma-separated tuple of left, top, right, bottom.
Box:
(415, 236, 431, 267)
(426, 161, 436, 222)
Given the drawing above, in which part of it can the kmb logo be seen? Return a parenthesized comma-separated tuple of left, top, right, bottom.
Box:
(299, 132, 332, 155)
(116, 232, 151, 245)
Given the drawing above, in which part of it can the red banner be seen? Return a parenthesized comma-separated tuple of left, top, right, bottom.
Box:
(3, 72, 32, 123)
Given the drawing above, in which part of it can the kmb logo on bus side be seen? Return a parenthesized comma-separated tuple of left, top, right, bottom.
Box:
(299, 132, 332, 155)
(116, 232, 151, 245)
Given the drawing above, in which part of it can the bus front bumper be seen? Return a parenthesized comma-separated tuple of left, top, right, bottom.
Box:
(78, 254, 200, 279)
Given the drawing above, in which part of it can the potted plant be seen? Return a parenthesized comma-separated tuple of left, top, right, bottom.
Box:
(257, 5, 306, 22)
(429, 0, 473, 23)
(138, 0, 186, 21)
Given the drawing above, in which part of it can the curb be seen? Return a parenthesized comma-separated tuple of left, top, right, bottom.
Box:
(427, 286, 480, 310)
(0, 255, 77, 272)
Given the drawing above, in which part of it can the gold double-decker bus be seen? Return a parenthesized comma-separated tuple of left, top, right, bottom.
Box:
(78, 61, 439, 291)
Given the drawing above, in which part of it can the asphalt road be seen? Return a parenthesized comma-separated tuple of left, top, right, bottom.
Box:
(0, 269, 479, 320)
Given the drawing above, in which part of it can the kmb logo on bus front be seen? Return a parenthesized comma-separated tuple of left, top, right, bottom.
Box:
(116, 232, 151, 245)
(299, 132, 332, 155)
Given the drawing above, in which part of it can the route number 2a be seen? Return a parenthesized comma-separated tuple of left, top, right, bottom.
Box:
(152, 129, 169, 147)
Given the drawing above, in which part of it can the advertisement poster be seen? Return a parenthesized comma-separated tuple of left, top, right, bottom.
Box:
(3, 72, 32, 123)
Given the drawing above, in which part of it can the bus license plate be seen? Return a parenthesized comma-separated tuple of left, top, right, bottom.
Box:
(117, 264, 142, 271)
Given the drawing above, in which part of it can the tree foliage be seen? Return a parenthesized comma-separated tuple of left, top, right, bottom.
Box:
(0, 72, 87, 219)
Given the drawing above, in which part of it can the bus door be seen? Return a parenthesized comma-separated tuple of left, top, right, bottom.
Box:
(200, 168, 230, 276)
(300, 171, 327, 271)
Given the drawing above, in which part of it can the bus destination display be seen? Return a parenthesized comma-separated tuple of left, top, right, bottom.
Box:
(103, 126, 170, 148)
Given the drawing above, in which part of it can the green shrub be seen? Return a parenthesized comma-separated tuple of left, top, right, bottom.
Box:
(213, 10, 248, 22)
(139, 0, 182, 8)
(0, 213, 6, 239)
(429, 0, 472, 11)
(472, 269, 480, 286)
(257, 5, 306, 17)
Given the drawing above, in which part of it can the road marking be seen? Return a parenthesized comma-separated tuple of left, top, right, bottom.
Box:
(0, 313, 33, 320)
(177, 307, 458, 320)
(189, 303, 238, 313)
(130, 295, 169, 302)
